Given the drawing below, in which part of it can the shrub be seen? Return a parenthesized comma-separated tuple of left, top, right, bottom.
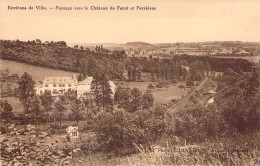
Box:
(93, 109, 147, 155)
(155, 83, 163, 88)
(0, 126, 7, 134)
(171, 99, 178, 104)
(189, 95, 198, 104)
(0, 125, 83, 165)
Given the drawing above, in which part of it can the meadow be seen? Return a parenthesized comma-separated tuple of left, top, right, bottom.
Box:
(124, 81, 188, 104)
(0, 59, 78, 82)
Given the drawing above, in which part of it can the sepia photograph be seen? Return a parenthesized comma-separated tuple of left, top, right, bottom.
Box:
(0, 0, 259, 165)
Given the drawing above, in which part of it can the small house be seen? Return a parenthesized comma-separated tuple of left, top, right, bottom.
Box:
(66, 126, 79, 140)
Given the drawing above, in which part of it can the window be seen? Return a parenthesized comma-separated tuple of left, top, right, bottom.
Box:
(72, 129, 78, 136)
(53, 84, 56, 87)
(68, 84, 71, 87)
(45, 84, 48, 87)
(59, 84, 65, 87)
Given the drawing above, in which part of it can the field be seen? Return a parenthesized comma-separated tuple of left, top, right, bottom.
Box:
(0, 59, 78, 82)
(124, 81, 188, 104)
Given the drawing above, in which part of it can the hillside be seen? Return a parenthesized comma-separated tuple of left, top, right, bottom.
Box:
(0, 40, 128, 80)
(0, 40, 93, 72)
(0, 59, 77, 82)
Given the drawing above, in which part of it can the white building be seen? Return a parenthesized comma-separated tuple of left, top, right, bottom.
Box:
(36, 76, 116, 98)
(66, 126, 79, 140)
(76, 77, 93, 98)
(36, 76, 79, 96)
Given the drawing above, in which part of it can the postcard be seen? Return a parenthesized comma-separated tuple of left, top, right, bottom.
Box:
(0, 0, 259, 165)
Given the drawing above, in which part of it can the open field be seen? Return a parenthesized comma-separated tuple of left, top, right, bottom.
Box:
(0, 59, 78, 82)
(124, 81, 189, 104)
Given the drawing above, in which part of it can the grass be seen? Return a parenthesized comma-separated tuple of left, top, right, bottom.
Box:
(119, 143, 260, 165)
(124, 81, 189, 104)
(0, 59, 78, 82)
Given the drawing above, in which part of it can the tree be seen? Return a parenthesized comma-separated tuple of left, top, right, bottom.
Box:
(93, 109, 146, 153)
(17, 72, 36, 112)
(36, 39, 41, 44)
(82, 92, 94, 116)
(130, 88, 142, 112)
(178, 84, 185, 95)
(91, 78, 102, 112)
(216, 69, 260, 132)
(188, 60, 205, 81)
(71, 99, 85, 126)
(114, 85, 131, 112)
(100, 75, 113, 111)
(39, 91, 53, 124)
(53, 96, 67, 131)
(141, 90, 154, 109)
(204, 61, 211, 77)
(0, 99, 13, 124)
(147, 84, 155, 91)
(25, 95, 44, 134)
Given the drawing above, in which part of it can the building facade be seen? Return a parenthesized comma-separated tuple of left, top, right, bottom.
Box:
(36, 76, 116, 98)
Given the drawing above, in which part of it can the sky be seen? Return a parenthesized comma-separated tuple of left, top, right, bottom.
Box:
(0, 0, 260, 43)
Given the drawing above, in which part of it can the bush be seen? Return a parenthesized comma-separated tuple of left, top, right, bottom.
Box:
(189, 95, 198, 104)
(186, 81, 195, 87)
(171, 99, 178, 104)
(93, 109, 147, 155)
(155, 83, 163, 88)
(0, 126, 7, 134)
(0, 125, 82, 165)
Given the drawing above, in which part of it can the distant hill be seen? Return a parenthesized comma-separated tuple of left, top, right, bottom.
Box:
(125, 42, 153, 46)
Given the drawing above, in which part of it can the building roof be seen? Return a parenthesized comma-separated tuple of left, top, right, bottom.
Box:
(35, 80, 43, 87)
(43, 76, 77, 84)
(78, 77, 93, 85)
